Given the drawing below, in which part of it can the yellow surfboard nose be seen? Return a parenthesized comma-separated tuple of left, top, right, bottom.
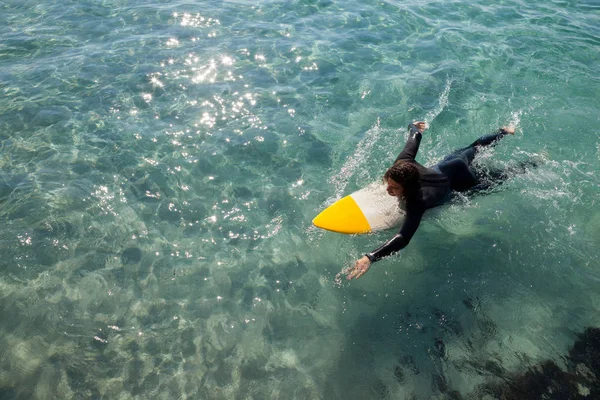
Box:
(312, 195, 371, 234)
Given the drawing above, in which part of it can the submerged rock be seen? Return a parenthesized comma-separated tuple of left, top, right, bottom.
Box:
(121, 247, 142, 264)
(31, 106, 72, 127)
(477, 327, 600, 399)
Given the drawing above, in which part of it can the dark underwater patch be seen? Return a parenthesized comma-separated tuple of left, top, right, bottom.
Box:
(476, 327, 600, 399)
(121, 247, 142, 264)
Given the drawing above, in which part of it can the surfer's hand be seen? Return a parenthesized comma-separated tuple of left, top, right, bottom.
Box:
(347, 256, 372, 280)
(501, 126, 515, 135)
(413, 121, 428, 133)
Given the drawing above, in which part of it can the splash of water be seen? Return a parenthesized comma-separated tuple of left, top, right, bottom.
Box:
(425, 78, 453, 124)
(508, 109, 523, 130)
(328, 118, 383, 200)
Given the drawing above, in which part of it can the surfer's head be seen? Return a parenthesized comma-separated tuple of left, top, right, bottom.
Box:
(383, 162, 421, 200)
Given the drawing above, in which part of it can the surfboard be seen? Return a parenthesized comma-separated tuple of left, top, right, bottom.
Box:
(313, 182, 405, 234)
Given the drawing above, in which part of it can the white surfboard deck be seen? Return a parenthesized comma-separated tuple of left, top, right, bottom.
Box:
(313, 182, 405, 234)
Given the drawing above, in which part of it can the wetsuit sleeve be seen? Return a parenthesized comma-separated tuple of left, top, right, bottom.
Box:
(395, 125, 423, 163)
(366, 203, 425, 262)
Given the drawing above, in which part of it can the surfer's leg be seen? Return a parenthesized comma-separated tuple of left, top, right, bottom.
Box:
(469, 159, 540, 192)
(444, 127, 515, 166)
(435, 126, 516, 192)
(436, 158, 480, 192)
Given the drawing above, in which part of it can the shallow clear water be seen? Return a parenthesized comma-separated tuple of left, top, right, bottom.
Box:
(1, 0, 599, 398)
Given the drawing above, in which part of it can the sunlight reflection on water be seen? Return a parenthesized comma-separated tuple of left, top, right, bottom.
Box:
(0, 0, 599, 399)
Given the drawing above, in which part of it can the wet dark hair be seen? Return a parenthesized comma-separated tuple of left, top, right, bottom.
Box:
(383, 162, 422, 202)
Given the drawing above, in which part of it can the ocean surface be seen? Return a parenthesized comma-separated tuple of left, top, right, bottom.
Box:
(1, 0, 599, 398)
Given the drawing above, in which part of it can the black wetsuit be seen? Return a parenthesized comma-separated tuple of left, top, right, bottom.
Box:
(366, 126, 512, 262)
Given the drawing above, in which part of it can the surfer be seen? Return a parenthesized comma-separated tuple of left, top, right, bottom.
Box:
(347, 121, 533, 280)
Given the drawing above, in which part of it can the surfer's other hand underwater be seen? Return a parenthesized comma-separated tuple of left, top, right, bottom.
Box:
(346, 121, 525, 280)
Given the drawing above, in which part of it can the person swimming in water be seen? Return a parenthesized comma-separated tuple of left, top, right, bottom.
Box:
(346, 121, 533, 280)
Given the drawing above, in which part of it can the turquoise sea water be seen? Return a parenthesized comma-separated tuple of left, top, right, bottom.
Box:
(1, 0, 599, 398)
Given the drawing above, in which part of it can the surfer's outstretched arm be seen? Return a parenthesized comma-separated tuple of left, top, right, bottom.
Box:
(394, 122, 428, 163)
(347, 205, 425, 280)
(367, 206, 424, 261)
